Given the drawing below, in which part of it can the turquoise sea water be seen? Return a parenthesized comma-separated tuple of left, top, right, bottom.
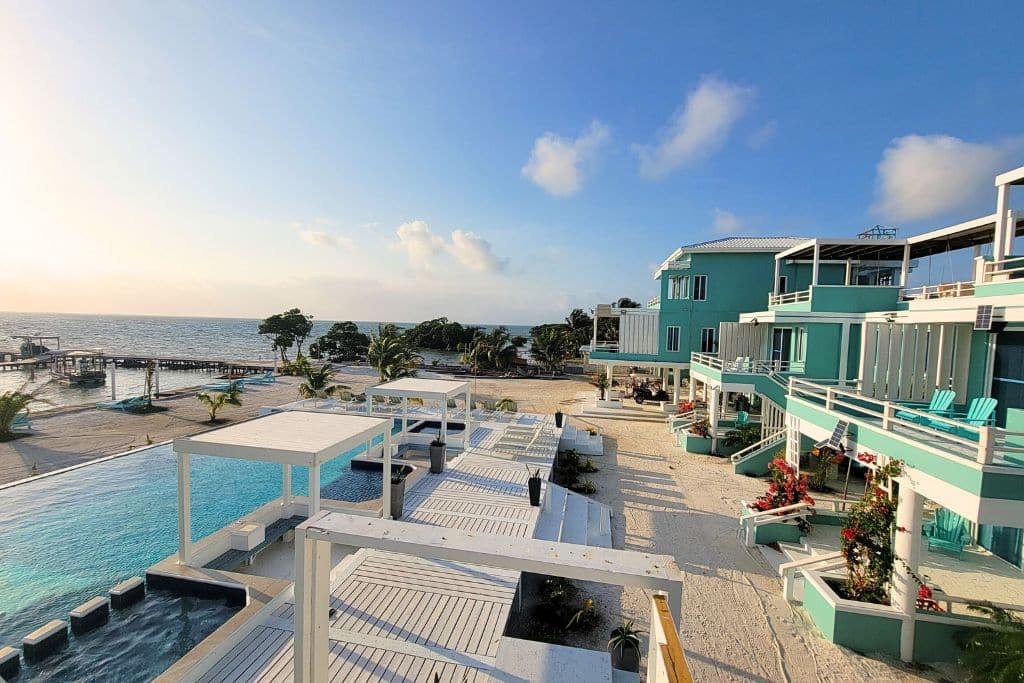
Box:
(0, 435, 394, 649)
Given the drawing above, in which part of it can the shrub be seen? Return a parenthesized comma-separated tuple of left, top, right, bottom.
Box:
(750, 456, 814, 513)
(838, 459, 902, 604)
(688, 419, 711, 438)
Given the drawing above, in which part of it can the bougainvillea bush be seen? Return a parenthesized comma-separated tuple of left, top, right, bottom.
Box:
(837, 457, 903, 604)
(688, 418, 711, 438)
(749, 457, 815, 513)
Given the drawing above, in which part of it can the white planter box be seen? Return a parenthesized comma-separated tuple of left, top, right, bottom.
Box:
(231, 522, 265, 551)
(596, 399, 622, 409)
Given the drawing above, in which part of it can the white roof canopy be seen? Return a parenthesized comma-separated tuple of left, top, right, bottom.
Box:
(365, 378, 470, 400)
(173, 411, 391, 467)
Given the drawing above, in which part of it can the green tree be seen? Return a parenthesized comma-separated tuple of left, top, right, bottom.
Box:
(309, 321, 369, 362)
(258, 308, 314, 362)
(0, 388, 36, 439)
(196, 388, 242, 422)
(464, 327, 524, 371)
(367, 324, 422, 382)
(591, 372, 610, 400)
(530, 328, 570, 376)
(957, 604, 1024, 681)
(565, 308, 593, 353)
(298, 365, 351, 399)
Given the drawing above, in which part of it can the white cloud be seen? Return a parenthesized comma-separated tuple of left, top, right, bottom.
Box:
(872, 134, 1023, 222)
(394, 219, 446, 270)
(712, 208, 743, 235)
(521, 120, 610, 197)
(449, 230, 509, 273)
(633, 76, 755, 179)
(299, 230, 354, 249)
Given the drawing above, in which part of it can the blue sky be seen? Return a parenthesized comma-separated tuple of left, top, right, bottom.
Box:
(2, 2, 1022, 323)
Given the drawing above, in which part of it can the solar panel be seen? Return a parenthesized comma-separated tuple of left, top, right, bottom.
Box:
(814, 420, 849, 451)
(975, 305, 994, 331)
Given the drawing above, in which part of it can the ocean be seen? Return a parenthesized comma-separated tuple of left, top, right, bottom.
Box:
(0, 312, 534, 409)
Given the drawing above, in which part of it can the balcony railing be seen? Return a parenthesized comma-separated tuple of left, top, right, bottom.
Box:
(983, 255, 1024, 282)
(690, 352, 806, 375)
(787, 377, 1024, 467)
(648, 295, 661, 308)
(768, 289, 811, 306)
(583, 341, 619, 354)
(899, 281, 975, 301)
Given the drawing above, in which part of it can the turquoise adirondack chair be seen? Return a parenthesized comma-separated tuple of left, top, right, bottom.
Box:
(923, 508, 970, 559)
(11, 411, 32, 432)
(894, 389, 955, 423)
(933, 397, 998, 440)
(734, 411, 750, 428)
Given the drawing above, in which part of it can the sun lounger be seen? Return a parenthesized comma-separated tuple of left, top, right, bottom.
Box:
(11, 412, 32, 432)
(201, 380, 243, 392)
(894, 390, 955, 423)
(96, 396, 149, 412)
(238, 371, 275, 386)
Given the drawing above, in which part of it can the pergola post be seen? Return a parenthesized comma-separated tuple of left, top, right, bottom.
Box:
(294, 526, 329, 683)
(401, 397, 408, 434)
(688, 376, 696, 402)
(177, 451, 191, 565)
(464, 387, 472, 448)
(994, 182, 1010, 261)
(282, 464, 292, 507)
(893, 483, 923, 662)
(672, 367, 681, 404)
(383, 427, 392, 519)
(811, 240, 821, 286)
(309, 462, 321, 516)
(440, 396, 448, 447)
(773, 257, 781, 295)
(709, 386, 721, 453)
(900, 244, 911, 287)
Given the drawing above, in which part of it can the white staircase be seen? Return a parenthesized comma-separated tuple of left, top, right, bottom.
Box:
(558, 423, 604, 456)
(534, 482, 613, 548)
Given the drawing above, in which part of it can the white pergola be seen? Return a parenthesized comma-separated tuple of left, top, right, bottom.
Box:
(172, 411, 392, 565)
(364, 377, 471, 446)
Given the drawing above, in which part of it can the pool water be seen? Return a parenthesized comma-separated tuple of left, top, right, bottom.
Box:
(14, 590, 238, 682)
(0, 427, 398, 650)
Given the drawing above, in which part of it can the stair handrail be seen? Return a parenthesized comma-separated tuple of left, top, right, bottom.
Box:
(729, 430, 786, 463)
(778, 551, 846, 601)
(647, 593, 694, 683)
(740, 500, 813, 546)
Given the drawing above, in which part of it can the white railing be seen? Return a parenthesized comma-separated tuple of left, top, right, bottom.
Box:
(809, 495, 859, 514)
(787, 377, 1024, 467)
(983, 255, 1024, 282)
(739, 501, 813, 546)
(929, 591, 1024, 619)
(690, 352, 808, 377)
(769, 289, 811, 306)
(899, 281, 975, 301)
(647, 593, 694, 683)
(779, 551, 846, 602)
(729, 430, 785, 464)
(584, 341, 619, 353)
(648, 295, 661, 308)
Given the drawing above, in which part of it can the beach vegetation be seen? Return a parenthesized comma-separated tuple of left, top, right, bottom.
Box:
(512, 576, 603, 644)
(688, 418, 711, 438)
(608, 619, 644, 657)
(571, 477, 597, 495)
(258, 308, 314, 362)
(368, 324, 422, 382)
(722, 423, 761, 450)
(590, 372, 610, 400)
(956, 603, 1024, 681)
(196, 388, 242, 422)
(0, 389, 35, 440)
(404, 318, 479, 351)
(298, 365, 351, 399)
(461, 326, 525, 373)
(309, 321, 369, 362)
(529, 328, 571, 375)
(837, 459, 903, 604)
(750, 456, 814, 513)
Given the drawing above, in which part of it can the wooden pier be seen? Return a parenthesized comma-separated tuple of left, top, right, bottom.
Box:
(0, 353, 272, 374)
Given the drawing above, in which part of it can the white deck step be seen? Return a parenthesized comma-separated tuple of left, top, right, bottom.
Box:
(561, 491, 590, 544)
(491, 637, 612, 683)
(586, 499, 613, 548)
(533, 483, 569, 542)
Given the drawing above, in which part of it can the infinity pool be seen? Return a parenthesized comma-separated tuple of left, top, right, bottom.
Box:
(0, 430, 396, 652)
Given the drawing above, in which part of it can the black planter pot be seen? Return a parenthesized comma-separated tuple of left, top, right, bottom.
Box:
(610, 643, 640, 672)
(554, 411, 564, 428)
(390, 478, 406, 520)
(429, 443, 446, 474)
(528, 477, 542, 506)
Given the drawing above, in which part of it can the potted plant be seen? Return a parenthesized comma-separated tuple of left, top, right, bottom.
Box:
(554, 410, 564, 428)
(390, 466, 409, 519)
(608, 619, 644, 672)
(429, 437, 446, 474)
(528, 468, 543, 506)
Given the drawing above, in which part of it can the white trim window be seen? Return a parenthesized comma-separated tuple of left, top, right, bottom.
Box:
(668, 275, 689, 299)
(794, 327, 806, 362)
(693, 275, 708, 301)
(700, 327, 717, 353)
(666, 326, 681, 352)
(777, 275, 788, 294)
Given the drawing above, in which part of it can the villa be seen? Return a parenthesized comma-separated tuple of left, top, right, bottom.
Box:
(667, 166, 1024, 663)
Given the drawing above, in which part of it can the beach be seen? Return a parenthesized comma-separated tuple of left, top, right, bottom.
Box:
(0, 367, 941, 681)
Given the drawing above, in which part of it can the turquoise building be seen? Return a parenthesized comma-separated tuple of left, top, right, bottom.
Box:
(686, 166, 1024, 664)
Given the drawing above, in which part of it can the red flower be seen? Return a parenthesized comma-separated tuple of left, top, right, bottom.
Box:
(896, 526, 908, 533)
(841, 528, 857, 542)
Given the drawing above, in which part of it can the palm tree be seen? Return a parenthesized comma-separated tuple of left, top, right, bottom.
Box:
(591, 372, 610, 400)
(957, 604, 1024, 681)
(0, 389, 34, 439)
(367, 324, 422, 382)
(298, 365, 351, 399)
(530, 329, 570, 376)
(196, 388, 242, 422)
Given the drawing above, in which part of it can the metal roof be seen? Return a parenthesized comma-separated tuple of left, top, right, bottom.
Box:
(680, 236, 809, 251)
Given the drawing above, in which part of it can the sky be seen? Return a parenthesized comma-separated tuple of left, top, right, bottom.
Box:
(2, 2, 1023, 324)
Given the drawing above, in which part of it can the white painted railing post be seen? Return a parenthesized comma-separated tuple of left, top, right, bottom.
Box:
(825, 388, 834, 411)
(882, 403, 895, 431)
(978, 428, 995, 464)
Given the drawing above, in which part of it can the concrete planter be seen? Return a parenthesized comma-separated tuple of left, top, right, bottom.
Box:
(680, 432, 712, 455)
(528, 477, 542, 506)
(390, 478, 406, 520)
(739, 505, 803, 545)
(429, 443, 446, 474)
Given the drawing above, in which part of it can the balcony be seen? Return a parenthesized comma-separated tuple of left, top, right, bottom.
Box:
(689, 352, 807, 405)
(647, 295, 661, 309)
(766, 285, 902, 313)
(898, 281, 975, 302)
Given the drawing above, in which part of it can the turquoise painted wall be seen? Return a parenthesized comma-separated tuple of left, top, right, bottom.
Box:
(802, 577, 902, 657)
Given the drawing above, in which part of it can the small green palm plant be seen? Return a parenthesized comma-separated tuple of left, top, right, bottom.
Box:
(608, 619, 644, 656)
(0, 390, 34, 440)
(722, 423, 762, 450)
(297, 365, 350, 400)
(591, 372, 610, 400)
(197, 388, 242, 422)
(956, 603, 1024, 681)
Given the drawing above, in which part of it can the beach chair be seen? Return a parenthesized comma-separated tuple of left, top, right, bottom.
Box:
(201, 380, 243, 392)
(894, 390, 955, 424)
(734, 411, 749, 428)
(11, 411, 32, 432)
(932, 397, 998, 440)
(239, 371, 275, 386)
(923, 508, 970, 559)
(96, 396, 148, 412)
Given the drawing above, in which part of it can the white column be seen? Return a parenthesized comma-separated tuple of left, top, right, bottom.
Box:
(672, 367, 681, 403)
(1006, 209, 1018, 258)
(773, 258, 781, 295)
(309, 462, 320, 516)
(440, 396, 448, 445)
(845, 259, 852, 286)
(994, 183, 1010, 260)
(893, 483, 923, 662)
(464, 387, 472, 448)
(839, 323, 851, 382)
(900, 244, 911, 287)
(401, 397, 408, 434)
(688, 376, 696, 402)
(382, 427, 392, 519)
(282, 464, 292, 508)
(177, 451, 191, 565)
(294, 526, 330, 683)
(109, 362, 117, 401)
(811, 241, 821, 286)
(709, 387, 721, 452)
